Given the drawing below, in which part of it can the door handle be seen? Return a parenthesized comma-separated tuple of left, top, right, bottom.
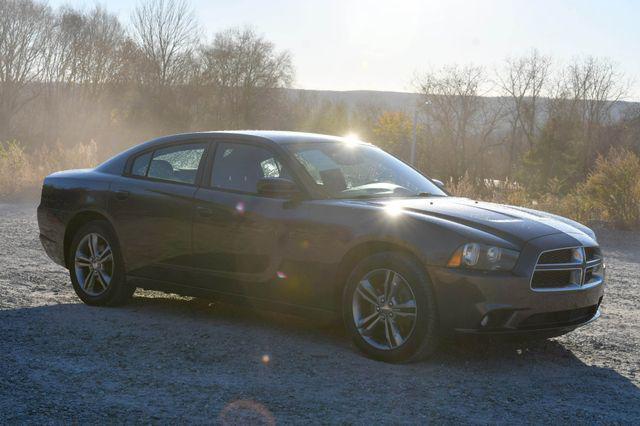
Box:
(196, 206, 213, 217)
(115, 189, 130, 200)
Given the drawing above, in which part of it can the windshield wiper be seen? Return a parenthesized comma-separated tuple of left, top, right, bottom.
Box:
(414, 192, 446, 197)
(339, 192, 445, 200)
(338, 193, 391, 200)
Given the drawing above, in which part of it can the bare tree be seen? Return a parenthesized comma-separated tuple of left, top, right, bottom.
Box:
(0, 0, 53, 138)
(553, 57, 628, 174)
(29, 6, 129, 145)
(496, 50, 551, 173)
(46, 6, 126, 97)
(417, 65, 502, 179)
(198, 27, 294, 127)
(131, 0, 199, 87)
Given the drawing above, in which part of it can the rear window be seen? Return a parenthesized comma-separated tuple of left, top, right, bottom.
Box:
(148, 143, 206, 184)
(128, 143, 207, 185)
(131, 152, 152, 177)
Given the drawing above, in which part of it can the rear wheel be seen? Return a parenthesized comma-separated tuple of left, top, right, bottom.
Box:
(343, 252, 439, 363)
(69, 220, 134, 306)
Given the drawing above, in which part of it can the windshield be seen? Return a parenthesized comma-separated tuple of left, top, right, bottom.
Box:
(286, 142, 447, 199)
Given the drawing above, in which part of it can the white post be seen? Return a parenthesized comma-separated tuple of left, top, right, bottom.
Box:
(411, 107, 418, 166)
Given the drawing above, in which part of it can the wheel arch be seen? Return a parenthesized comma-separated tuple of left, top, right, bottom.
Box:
(334, 240, 430, 311)
(63, 210, 117, 268)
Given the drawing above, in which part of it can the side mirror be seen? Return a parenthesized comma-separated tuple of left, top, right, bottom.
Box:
(257, 178, 300, 198)
(432, 179, 446, 190)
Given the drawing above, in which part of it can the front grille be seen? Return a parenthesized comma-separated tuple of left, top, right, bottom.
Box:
(538, 249, 573, 264)
(531, 246, 604, 290)
(584, 268, 594, 283)
(584, 263, 604, 285)
(585, 247, 602, 262)
(519, 304, 599, 329)
(531, 270, 579, 289)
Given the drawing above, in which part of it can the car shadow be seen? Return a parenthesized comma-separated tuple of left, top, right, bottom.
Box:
(2, 293, 639, 423)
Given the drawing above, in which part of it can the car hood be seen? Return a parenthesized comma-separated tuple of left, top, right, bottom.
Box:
(369, 197, 595, 245)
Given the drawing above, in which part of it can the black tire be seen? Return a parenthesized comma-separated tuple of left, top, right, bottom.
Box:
(68, 220, 134, 306)
(342, 252, 439, 363)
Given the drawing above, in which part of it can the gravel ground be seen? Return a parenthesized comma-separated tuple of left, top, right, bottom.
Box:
(1, 202, 639, 424)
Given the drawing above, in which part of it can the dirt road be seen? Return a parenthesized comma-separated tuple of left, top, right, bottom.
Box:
(1, 202, 638, 423)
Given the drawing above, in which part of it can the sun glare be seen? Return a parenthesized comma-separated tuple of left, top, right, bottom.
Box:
(384, 204, 404, 217)
(343, 133, 361, 146)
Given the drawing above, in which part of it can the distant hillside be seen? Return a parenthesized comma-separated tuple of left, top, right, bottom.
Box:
(284, 88, 638, 122)
(285, 89, 424, 111)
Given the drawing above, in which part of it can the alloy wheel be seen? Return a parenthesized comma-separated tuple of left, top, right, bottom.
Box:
(352, 268, 418, 350)
(74, 233, 114, 297)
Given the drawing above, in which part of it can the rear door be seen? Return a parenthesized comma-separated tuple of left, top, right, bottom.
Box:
(110, 141, 210, 284)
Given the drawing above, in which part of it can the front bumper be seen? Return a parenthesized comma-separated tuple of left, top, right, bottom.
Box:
(429, 265, 604, 334)
(429, 232, 605, 335)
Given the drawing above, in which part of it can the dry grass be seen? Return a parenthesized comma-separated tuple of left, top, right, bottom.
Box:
(1, 140, 638, 229)
(447, 148, 640, 229)
(0, 141, 98, 199)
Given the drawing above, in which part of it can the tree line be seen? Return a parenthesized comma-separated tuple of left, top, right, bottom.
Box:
(0, 0, 294, 150)
(1, 0, 639, 201)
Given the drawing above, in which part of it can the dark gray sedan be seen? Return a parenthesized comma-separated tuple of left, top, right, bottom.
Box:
(37, 131, 604, 362)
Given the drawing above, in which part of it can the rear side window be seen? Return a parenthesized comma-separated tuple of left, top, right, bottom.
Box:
(131, 152, 152, 177)
(211, 143, 290, 193)
(142, 143, 206, 184)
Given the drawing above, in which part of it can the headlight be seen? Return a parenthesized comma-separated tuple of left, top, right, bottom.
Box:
(447, 243, 519, 271)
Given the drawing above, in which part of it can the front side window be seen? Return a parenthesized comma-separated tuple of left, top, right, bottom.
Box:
(211, 143, 291, 193)
(146, 143, 206, 184)
(286, 142, 446, 199)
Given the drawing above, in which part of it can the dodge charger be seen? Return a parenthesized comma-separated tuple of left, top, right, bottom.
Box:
(37, 131, 605, 362)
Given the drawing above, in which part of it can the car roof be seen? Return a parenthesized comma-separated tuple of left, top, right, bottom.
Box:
(149, 130, 360, 145)
(95, 131, 369, 175)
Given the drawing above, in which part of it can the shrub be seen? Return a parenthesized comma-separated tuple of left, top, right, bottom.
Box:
(34, 140, 98, 178)
(0, 141, 33, 198)
(573, 147, 640, 229)
(0, 140, 99, 200)
(444, 148, 640, 229)
(447, 174, 530, 206)
(446, 173, 475, 198)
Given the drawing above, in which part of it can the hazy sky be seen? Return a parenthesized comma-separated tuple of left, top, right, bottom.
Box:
(49, 0, 640, 100)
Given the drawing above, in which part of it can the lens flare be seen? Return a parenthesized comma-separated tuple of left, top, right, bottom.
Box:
(219, 399, 275, 426)
(384, 204, 403, 217)
(343, 133, 360, 146)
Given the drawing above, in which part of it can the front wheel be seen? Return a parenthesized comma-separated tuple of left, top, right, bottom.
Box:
(342, 252, 439, 363)
(69, 220, 134, 306)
